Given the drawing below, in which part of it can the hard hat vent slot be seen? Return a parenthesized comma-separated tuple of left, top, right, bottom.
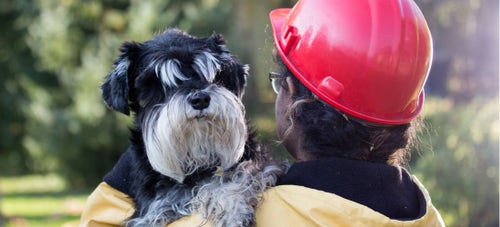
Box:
(280, 25, 299, 55)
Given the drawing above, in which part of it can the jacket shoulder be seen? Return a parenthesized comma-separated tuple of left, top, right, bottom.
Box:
(255, 184, 445, 227)
(79, 182, 135, 227)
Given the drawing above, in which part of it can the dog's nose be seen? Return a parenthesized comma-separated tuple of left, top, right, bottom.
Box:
(188, 91, 211, 110)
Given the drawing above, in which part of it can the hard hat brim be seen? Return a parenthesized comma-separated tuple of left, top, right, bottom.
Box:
(269, 8, 290, 54)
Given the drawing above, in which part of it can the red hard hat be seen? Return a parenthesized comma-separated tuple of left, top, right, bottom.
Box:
(270, 0, 433, 125)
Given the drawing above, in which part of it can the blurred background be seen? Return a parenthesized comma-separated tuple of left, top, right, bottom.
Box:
(0, 0, 498, 226)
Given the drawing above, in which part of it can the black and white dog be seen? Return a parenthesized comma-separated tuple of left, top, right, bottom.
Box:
(101, 29, 286, 227)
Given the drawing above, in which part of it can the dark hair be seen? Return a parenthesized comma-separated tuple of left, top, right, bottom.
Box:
(275, 55, 417, 166)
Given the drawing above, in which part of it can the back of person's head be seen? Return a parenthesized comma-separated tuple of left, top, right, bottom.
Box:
(270, 0, 432, 165)
(275, 57, 418, 165)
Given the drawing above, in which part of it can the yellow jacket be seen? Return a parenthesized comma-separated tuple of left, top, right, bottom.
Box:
(80, 175, 444, 227)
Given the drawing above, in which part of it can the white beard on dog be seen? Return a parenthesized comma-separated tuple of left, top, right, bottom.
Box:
(142, 86, 247, 183)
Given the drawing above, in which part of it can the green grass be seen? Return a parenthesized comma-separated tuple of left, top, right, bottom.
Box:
(0, 174, 91, 227)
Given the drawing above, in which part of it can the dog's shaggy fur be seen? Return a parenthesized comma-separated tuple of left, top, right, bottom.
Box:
(101, 29, 286, 227)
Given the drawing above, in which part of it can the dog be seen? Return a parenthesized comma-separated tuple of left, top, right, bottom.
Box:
(101, 28, 287, 227)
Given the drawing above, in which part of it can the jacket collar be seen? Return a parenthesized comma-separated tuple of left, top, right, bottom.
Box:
(277, 157, 426, 220)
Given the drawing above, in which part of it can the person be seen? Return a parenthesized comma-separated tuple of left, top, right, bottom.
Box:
(80, 0, 445, 226)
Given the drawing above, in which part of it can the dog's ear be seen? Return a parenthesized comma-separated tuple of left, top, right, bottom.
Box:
(234, 63, 249, 98)
(101, 42, 142, 115)
(207, 33, 227, 50)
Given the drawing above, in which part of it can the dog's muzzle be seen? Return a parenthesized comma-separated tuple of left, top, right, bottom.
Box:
(142, 86, 247, 183)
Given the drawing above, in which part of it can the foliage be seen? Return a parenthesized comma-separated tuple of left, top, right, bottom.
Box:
(412, 97, 499, 226)
(0, 0, 39, 174)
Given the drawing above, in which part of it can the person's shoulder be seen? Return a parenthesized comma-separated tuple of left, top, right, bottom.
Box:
(256, 185, 445, 227)
(80, 182, 135, 227)
(256, 185, 358, 226)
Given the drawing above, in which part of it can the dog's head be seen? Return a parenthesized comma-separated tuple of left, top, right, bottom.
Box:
(102, 29, 250, 183)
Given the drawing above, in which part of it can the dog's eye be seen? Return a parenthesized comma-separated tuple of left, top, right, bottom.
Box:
(213, 74, 229, 87)
(173, 77, 185, 86)
(213, 72, 242, 96)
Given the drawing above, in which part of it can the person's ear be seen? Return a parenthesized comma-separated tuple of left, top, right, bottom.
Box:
(285, 77, 297, 96)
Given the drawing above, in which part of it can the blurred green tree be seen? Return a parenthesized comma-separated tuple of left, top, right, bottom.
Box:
(414, 97, 499, 226)
(0, 0, 53, 174)
(411, 1, 499, 226)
